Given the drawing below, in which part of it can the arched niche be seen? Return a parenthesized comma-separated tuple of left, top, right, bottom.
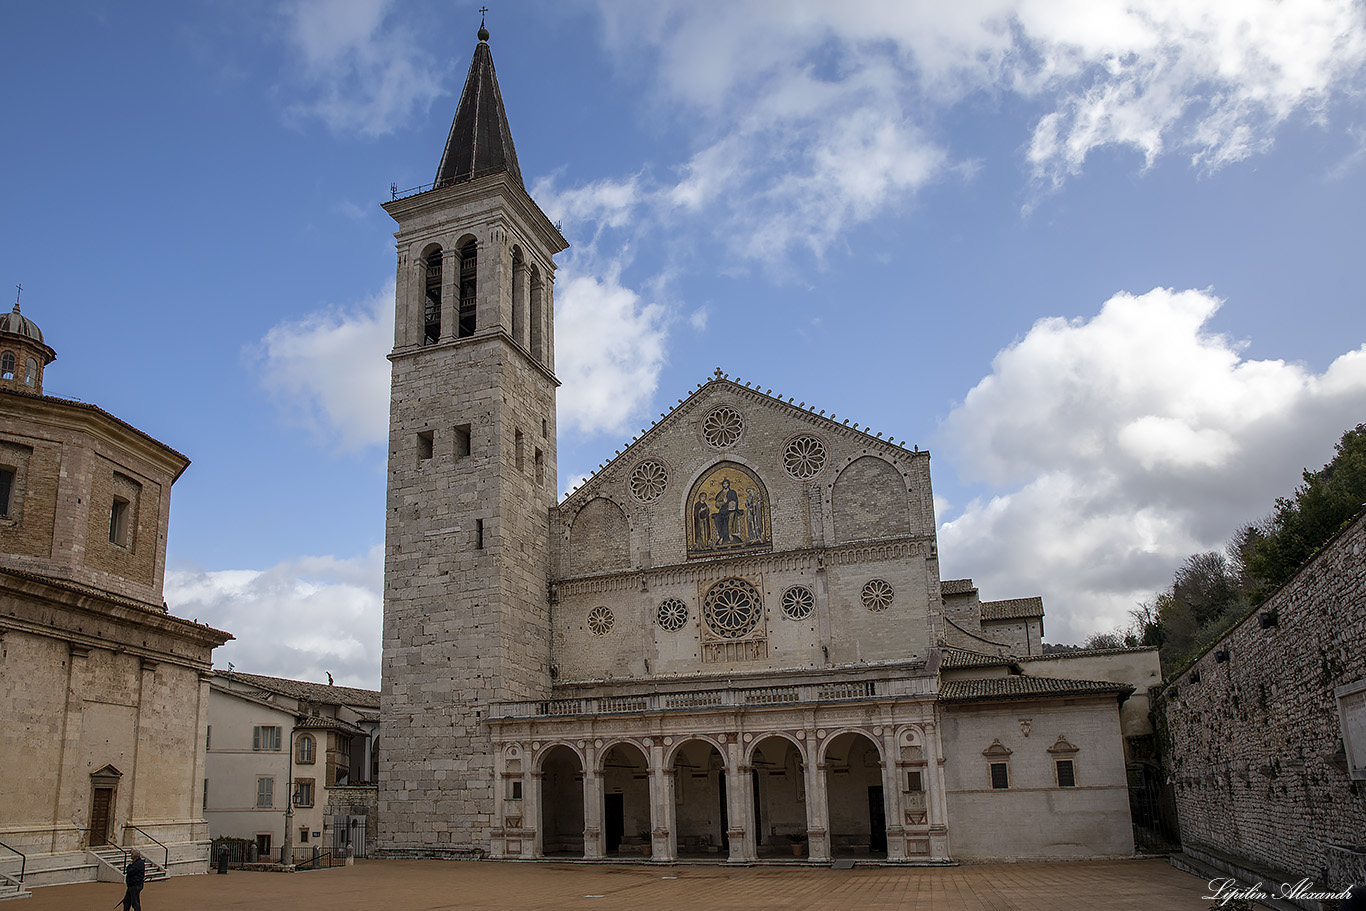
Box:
(686, 461, 772, 558)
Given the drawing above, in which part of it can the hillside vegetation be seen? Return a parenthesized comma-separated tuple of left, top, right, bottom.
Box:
(1084, 423, 1366, 676)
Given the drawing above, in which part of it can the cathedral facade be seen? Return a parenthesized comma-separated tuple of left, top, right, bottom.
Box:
(378, 28, 1155, 864)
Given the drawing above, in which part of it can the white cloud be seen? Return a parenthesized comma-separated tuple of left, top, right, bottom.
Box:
(280, 0, 445, 136)
(255, 283, 394, 452)
(556, 265, 669, 436)
(937, 287, 1366, 643)
(594, 0, 1366, 207)
(167, 548, 383, 690)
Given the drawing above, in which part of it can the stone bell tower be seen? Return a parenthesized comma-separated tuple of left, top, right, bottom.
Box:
(378, 23, 567, 855)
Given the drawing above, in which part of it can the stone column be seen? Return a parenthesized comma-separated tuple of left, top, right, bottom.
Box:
(542, 274, 556, 372)
(490, 746, 507, 859)
(440, 236, 458, 342)
(51, 644, 88, 853)
(648, 737, 673, 861)
(660, 767, 678, 862)
(805, 732, 831, 863)
(582, 743, 603, 860)
(924, 721, 951, 861)
(526, 770, 543, 859)
(512, 258, 530, 347)
(724, 736, 751, 863)
(880, 724, 907, 862)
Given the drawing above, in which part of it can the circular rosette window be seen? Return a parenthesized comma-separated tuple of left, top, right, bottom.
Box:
(629, 458, 669, 503)
(702, 406, 743, 448)
(656, 598, 689, 631)
(861, 579, 895, 612)
(782, 434, 828, 480)
(702, 578, 762, 639)
(780, 585, 815, 620)
(586, 605, 615, 637)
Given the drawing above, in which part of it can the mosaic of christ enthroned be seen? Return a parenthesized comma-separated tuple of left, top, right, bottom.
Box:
(686, 462, 772, 558)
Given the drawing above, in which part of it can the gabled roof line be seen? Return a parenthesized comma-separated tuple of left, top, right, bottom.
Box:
(559, 370, 928, 509)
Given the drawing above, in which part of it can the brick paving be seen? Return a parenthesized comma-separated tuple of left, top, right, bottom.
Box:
(18, 858, 1227, 910)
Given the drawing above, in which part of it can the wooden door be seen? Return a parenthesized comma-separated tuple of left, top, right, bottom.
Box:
(90, 788, 113, 846)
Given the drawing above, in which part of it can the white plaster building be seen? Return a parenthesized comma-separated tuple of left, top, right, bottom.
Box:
(205, 671, 379, 864)
(378, 25, 1160, 865)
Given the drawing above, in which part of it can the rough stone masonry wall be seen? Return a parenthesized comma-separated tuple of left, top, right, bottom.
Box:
(1157, 513, 1366, 886)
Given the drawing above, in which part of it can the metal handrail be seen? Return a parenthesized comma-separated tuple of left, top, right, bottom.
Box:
(0, 839, 25, 884)
(296, 851, 333, 870)
(127, 825, 169, 874)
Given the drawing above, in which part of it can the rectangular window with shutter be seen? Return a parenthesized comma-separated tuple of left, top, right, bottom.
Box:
(253, 725, 282, 751)
(1056, 759, 1076, 788)
(990, 762, 1009, 790)
(256, 777, 274, 808)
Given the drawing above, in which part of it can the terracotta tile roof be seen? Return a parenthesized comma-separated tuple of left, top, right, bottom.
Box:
(1019, 646, 1158, 662)
(979, 597, 1045, 620)
(215, 670, 380, 709)
(296, 713, 368, 736)
(940, 579, 976, 595)
(938, 647, 1015, 669)
(939, 675, 1133, 703)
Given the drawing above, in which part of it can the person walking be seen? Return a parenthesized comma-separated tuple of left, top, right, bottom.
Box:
(122, 849, 145, 911)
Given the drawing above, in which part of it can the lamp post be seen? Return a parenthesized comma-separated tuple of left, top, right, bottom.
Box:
(281, 724, 300, 866)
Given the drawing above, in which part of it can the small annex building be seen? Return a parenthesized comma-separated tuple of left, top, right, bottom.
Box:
(205, 670, 379, 864)
(376, 26, 1161, 865)
(0, 300, 231, 893)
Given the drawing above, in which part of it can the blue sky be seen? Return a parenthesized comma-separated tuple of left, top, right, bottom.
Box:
(4, 1, 1365, 687)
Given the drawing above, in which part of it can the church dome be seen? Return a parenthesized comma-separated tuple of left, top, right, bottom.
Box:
(0, 303, 45, 344)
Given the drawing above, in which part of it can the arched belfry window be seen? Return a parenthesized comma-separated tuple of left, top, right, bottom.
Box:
(458, 239, 477, 338)
(529, 266, 544, 362)
(511, 246, 525, 344)
(24, 358, 36, 387)
(422, 244, 443, 345)
(0, 351, 13, 380)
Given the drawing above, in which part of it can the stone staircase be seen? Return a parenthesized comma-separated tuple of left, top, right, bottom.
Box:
(0, 870, 30, 901)
(87, 848, 168, 884)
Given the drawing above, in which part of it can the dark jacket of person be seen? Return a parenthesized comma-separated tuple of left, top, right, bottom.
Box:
(125, 857, 145, 890)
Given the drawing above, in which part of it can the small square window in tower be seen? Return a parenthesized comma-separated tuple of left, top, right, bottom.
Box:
(108, 497, 130, 546)
(417, 430, 434, 466)
(0, 467, 14, 518)
(108, 472, 142, 549)
(453, 424, 472, 459)
(515, 429, 524, 472)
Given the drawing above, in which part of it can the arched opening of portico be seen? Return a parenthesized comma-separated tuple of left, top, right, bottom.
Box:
(601, 743, 650, 856)
(539, 745, 584, 857)
(751, 736, 807, 858)
(671, 740, 727, 857)
(824, 732, 886, 857)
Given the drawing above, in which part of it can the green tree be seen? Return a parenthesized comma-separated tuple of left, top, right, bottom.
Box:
(1237, 423, 1366, 598)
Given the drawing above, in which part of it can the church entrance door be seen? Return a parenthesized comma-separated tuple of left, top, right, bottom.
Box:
(604, 794, 624, 853)
(538, 745, 585, 857)
(751, 737, 806, 856)
(824, 732, 884, 858)
(672, 740, 727, 857)
(868, 786, 887, 854)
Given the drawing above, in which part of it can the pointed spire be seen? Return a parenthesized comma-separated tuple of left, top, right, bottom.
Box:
(434, 22, 524, 189)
